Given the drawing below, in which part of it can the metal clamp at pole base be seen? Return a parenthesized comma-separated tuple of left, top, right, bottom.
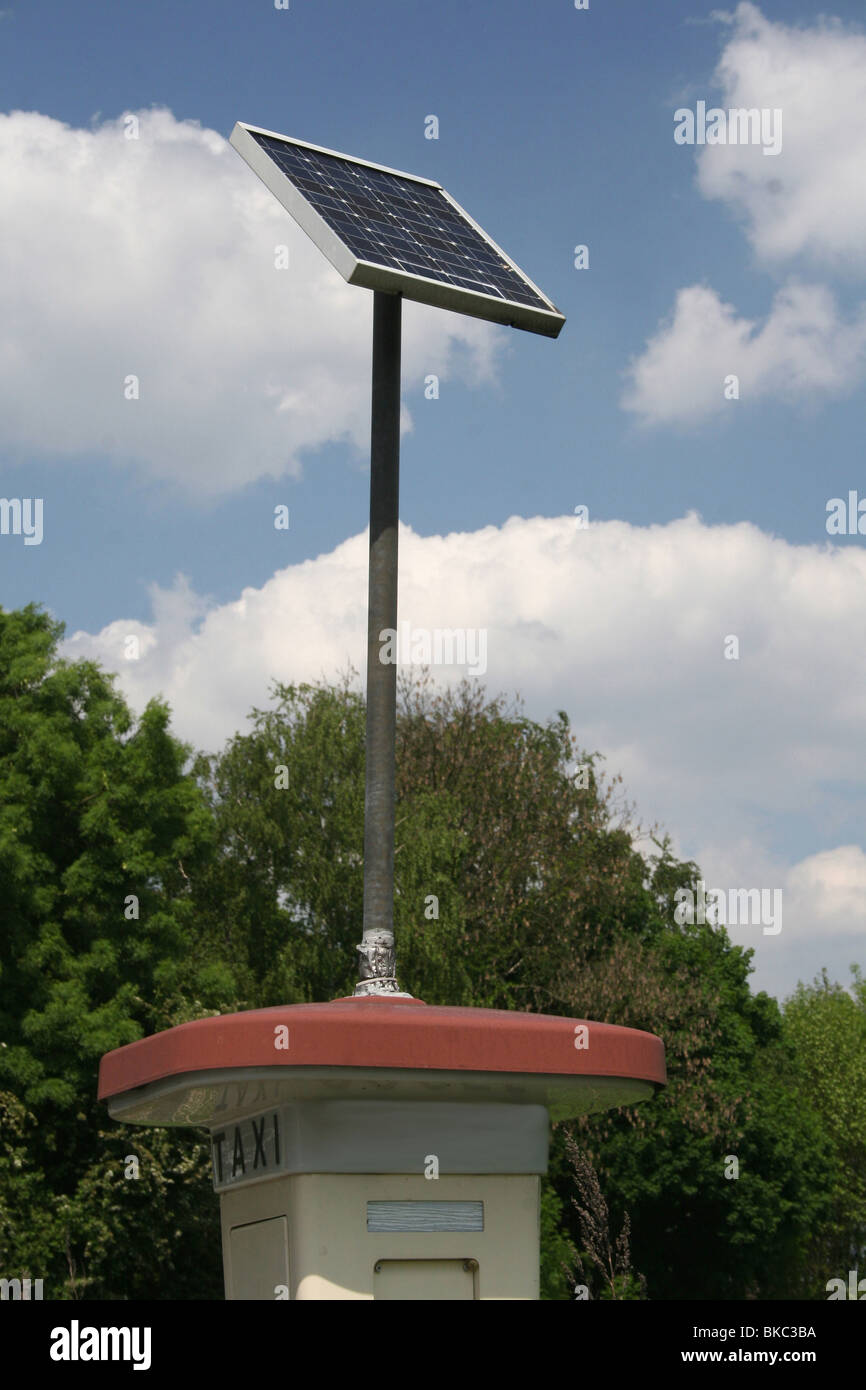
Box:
(353, 929, 414, 999)
(353, 977, 414, 999)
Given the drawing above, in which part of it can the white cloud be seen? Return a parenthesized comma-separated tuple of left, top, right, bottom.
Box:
(624, 4, 866, 426)
(622, 281, 866, 426)
(688, 840, 866, 1000)
(701, 4, 866, 270)
(786, 846, 866, 936)
(0, 108, 500, 495)
(62, 511, 866, 997)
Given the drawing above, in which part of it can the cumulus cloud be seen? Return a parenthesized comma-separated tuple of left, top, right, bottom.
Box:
(62, 511, 866, 995)
(624, 4, 866, 425)
(701, 3, 866, 270)
(62, 510, 866, 789)
(0, 108, 500, 494)
(786, 846, 866, 937)
(688, 839, 866, 999)
(622, 281, 866, 425)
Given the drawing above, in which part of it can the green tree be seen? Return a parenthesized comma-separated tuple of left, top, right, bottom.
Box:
(781, 966, 866, 1295)
(556, 882, 836, 1300)
(190, 670, 370, 1006)
(0, 604, 227, 1297)
(192, 671, 833, 1299)
(190, 671, 655, 1011)
(2, 614, 848, 1303)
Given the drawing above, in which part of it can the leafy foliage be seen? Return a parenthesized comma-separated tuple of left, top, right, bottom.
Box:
(0, 605, 860, 1299)
(0, 604, 223, 1297)
(781, 966, 866, 1295)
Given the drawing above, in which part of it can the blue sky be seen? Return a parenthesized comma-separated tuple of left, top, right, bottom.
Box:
(2, 0, 865, 1001)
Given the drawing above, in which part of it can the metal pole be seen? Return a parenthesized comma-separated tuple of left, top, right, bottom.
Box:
(354, 291, 411, 997)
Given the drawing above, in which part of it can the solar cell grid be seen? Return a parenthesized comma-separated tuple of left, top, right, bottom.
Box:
(248, 130, 550, 311)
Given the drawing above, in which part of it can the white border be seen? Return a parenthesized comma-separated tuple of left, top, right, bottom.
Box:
(233, 121, 444, 187)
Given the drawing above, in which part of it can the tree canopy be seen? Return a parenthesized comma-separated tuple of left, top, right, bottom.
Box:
(0, 604, 860, 1299)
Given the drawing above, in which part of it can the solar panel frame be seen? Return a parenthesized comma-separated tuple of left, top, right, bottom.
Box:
(229, 122, 565, 339)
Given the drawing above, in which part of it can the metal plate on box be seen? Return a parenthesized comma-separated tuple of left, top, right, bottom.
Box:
(367, 1200, 484, 1233)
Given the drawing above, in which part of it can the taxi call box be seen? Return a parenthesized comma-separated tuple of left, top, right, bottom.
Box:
(99, 998, 665, 1300)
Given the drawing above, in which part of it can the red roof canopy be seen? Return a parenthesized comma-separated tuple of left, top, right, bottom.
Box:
(99, 997, 666, 1102)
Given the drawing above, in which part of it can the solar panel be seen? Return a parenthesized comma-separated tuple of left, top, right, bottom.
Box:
(229, 123, 565, 338)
